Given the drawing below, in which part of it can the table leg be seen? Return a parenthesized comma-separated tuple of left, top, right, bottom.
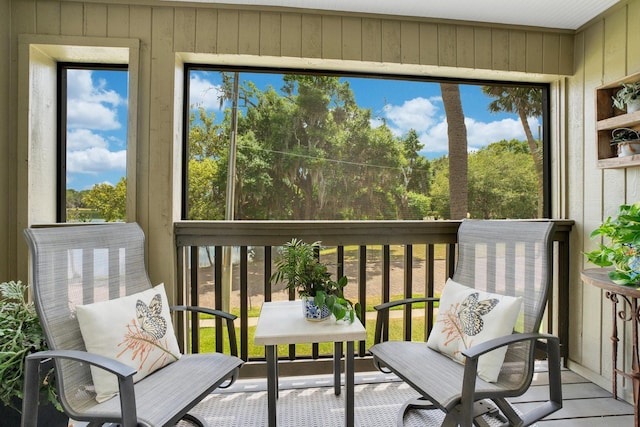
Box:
(266, 345, 277, 427)
(632, 298, 640, 427)
(334, 341, 343, 396)
(608, 291, 619, 400)
(346, 341, 355, 427)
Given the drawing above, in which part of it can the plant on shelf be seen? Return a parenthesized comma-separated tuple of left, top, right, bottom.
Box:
(612, 82, 640, 112)
(0, 280, 64, 425)
(270, 239, 360, 322)
(610, 128, 640, 157)
(585, 202, 640, 285)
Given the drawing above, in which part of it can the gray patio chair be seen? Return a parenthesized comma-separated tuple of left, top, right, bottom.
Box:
(370, 219, 562, 427)
(21, 222, 244, 427)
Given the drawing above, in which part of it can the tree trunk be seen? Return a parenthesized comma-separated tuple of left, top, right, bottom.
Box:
(440, 83, 468, 220)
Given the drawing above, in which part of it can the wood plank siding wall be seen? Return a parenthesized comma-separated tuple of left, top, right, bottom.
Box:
(1, 0, 638, 405)
(567, 0, 640, 404)
(3, 0, 575, 291)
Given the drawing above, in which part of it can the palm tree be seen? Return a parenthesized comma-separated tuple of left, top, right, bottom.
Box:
(481, 86, 544, 217)
(440, 83, 468, 220)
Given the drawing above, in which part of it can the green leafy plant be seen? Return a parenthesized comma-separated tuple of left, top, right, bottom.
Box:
(610, 128, 640, 145)
(0, 281, 60, 412)
(585, 202, 640, 285)
(270, 239, 360, 322)
(612, 82, 640, 111)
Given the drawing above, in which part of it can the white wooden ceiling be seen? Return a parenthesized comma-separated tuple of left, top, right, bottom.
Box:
(168, 0, 620, 30)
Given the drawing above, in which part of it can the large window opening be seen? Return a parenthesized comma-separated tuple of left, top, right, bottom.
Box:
(183, 66, 549, 221)
(179, 66, 552, 358)
(58, 64, 129, 223)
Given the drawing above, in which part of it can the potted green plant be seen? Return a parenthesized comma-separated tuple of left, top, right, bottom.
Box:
(585, 202, 640, 285)
(0, 280, 65, 426)
(610, 128, 640, 157)
(612, 82, 640, 113)
(270, 239, 360, 322)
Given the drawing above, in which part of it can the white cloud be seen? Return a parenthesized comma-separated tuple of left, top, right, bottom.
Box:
(466, 117, 528, 148)
(382, 97, 440, 134)
(378, 95, 540, 155)
(417, 116, 540, 154)
(190, 74, 225, 111)
(67, 129, 109, 151)
(66, 70, 124, 131)
(418, 120, 450, 152)
(67, 146, 126, 175)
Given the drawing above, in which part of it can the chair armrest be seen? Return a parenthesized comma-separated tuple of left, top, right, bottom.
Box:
(171, 305, 238, 356)
(26, 349, 137, 378)
(171, 305, 237, 321)
(374, 297, 439, 312)
(373, 297, 439, 345)
(461, 332, 558, 360)
(459, 332, 562, 424)
(23, 350, 138, 427)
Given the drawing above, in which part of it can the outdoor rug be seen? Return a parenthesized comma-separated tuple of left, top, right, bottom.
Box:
(180, 373, 511, 427)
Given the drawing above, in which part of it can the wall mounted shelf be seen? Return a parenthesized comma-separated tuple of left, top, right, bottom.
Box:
(595, 71, 640, 169)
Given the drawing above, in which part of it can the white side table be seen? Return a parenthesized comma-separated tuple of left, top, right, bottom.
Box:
(254, 300, 367, 427)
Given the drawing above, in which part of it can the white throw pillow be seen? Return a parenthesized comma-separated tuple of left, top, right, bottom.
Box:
(76, 283, 181, 402)
(426, 278, 522, 382)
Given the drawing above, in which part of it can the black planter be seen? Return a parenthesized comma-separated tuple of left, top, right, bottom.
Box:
(1, 359, 67, 427)
(0, 397, 68, 427)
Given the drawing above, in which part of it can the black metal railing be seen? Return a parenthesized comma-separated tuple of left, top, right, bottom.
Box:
(174, 219, 573, 378)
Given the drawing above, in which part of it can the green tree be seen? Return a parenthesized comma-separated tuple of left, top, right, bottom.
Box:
(188, 157, 223, 220)
(82, 177, 126, 222)
(428, 156, 451, 219)
(186, 107, 227, 219)
(66, 189, 85, 209)
(395, 130, 431, 218)
(188, 73, 432, 221)
(235, 74, 408, 220)
(481, 86, 544, 217)
(468, 140, 537, 218)
(429, 140, 537, 219)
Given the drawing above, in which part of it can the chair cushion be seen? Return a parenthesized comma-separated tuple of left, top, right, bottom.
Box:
(76, 283, 181, 402)
(426, 278, 522, 382)
(82, 353, 244, 425)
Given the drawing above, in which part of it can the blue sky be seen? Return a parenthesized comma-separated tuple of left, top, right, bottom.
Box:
(189, 71, 539, 156)
(65, 69, 539, 191)
(66, 69, 128, 191)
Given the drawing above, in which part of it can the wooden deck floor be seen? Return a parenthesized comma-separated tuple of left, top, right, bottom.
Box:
(516, 367, 635, 426)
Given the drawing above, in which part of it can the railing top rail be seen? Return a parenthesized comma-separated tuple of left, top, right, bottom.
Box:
(175, 219, 574, 247)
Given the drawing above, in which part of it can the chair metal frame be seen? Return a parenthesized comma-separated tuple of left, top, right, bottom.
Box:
(21, 223, 244, 427)
(370, 219, 562, 427)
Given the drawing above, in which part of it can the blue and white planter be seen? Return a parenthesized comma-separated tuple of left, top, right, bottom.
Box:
(302, 296, 331, 321)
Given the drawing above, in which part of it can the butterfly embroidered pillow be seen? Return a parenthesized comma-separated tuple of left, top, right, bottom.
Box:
(426, 278, 522, 383)
(76, 283, 181, 402)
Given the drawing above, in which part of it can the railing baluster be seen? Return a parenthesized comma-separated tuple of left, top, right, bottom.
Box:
(240, 246, 249, 361)
(264, 246, 272, 302)
(403, 244, 412, 341)
(214, 246, 223, 354)
(425, 243, 435, 340)
(358, 245, 367, 356)
(190, 245, 199, 353)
